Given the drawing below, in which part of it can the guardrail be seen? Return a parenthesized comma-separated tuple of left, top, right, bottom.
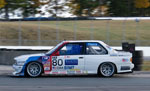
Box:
(0, 46, 149, 65)
(0, 46, 149, 56)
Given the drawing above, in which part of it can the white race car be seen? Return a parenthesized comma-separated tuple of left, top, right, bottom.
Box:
(13, 40, 134, 77)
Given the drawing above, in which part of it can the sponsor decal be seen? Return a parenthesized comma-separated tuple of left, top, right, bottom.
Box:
(87, 43, 98, 46)
(122, 58, 129, 62)
(69, 69, 80, 71)
(67, 71, 75, 74)
(45, 71, 50, 74)
(76, 70, 81, 74)
(59, 71, 67, 74)
(64, 56, 70, 59)
(43, 61, 50, 67)
(52, 66, 75, 70)
(44, 67, 50, 71)
(65, 59, 78, 65)
(42, 61, 47, 64)
(52, 72, 59, 74)
(52, 56, 57, 59)
(64, 66, 74, 70)
(42, 56, 50, 61)
(42, 57, 50, 72)
(110, 54, 117, 56)
(52, 66, 64, 70)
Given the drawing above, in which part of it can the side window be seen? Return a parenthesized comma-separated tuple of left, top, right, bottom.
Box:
(59, 43, 84, 55)
(86, 42, 108, 55)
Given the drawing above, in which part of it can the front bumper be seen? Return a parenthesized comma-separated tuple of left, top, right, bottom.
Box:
(12, 64, 24, 76)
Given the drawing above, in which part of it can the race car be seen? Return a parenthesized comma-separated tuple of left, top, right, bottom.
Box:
(13, 40, 134, 77)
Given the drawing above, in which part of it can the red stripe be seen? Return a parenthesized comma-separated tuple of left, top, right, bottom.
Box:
(49, 56, 52, 71)
(52, 41, 69, 55)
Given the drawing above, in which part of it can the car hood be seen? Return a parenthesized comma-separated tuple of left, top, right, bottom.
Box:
(14, 53, 45, 62)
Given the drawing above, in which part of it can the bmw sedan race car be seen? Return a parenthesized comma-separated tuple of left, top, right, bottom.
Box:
(13, 40, 134, 77)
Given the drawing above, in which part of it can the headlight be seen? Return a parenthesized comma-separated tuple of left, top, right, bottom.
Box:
(15, 61, 26, 66)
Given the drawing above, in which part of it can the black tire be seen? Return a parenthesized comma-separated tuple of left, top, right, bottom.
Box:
(26, 62, 42, 77)
(98, 62, 115, 77)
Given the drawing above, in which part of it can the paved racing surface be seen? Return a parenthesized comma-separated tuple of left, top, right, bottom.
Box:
(0, 74, 150, 91)
(1, 66, 150, 91)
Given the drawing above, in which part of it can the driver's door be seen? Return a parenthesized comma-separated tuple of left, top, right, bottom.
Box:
(51, 43, 85, 74)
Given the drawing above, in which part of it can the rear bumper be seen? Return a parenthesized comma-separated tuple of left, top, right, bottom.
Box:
(117, 63, 134, 73)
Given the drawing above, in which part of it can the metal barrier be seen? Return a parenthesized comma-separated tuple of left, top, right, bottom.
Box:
(0, 17, 150, 46)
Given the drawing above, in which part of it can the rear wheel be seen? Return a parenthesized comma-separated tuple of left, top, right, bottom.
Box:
(99, 62, 115, 77)
(26, 62, 42, 77)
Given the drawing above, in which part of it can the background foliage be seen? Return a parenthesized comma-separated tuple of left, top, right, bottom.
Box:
(1, 0, 150, 19)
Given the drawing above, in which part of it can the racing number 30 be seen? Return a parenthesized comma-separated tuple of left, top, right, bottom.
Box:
(52, 59, 63, 66)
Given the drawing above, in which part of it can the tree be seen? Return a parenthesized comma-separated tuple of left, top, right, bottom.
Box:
(0, 0, 28, 20)
(107, 0, 136, 16)
(0, 0, 49, 19)
(134, 0, 150, 16)
(15, 0, 50, 18)
(67, 0, 102, 16)
(107, 0, 150, 16)
(0, 0, 6, 8)
(20, 0, 50, 18)
(44, 0, 67, 17)
(134, 0, 150, 8)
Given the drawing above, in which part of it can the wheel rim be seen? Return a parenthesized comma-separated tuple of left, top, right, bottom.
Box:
(100, 63, 115, 77)
(27, 62, 42, 77)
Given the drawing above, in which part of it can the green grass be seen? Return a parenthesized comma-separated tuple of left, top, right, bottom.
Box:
(142, 61, 150, 71)
(0, 20, 150, 46)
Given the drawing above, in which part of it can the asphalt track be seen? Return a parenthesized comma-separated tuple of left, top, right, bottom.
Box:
(0, 65, 150, 91)
(0, 74, 150, 91)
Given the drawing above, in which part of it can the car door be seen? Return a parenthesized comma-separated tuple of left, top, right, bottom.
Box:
(51, 43, 85, 74)
(84, 42, 109, 74)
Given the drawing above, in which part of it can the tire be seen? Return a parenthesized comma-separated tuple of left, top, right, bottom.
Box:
(26, 62, 42, 77)
(98, 62, 115, 77)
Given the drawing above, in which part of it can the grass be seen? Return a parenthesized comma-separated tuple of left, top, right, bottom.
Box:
(0, 20, 150, 46)
(142, 61, 150, 71)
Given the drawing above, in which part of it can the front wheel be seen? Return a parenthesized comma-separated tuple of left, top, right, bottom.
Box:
(26, 62, 42, 77)
(98, 62, 115, 77)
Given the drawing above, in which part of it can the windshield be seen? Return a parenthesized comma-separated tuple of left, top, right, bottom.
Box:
(46, 42, 64, 55)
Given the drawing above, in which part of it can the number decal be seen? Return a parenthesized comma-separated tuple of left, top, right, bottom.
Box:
(58, 59, 63, 66)
(52, 59, 57, 66)
(52, 58, 63, 66)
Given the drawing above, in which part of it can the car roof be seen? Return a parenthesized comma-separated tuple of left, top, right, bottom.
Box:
(63, 40, 105, 44)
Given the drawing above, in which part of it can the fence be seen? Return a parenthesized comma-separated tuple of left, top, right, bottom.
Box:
(0, 17, 150, 46)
